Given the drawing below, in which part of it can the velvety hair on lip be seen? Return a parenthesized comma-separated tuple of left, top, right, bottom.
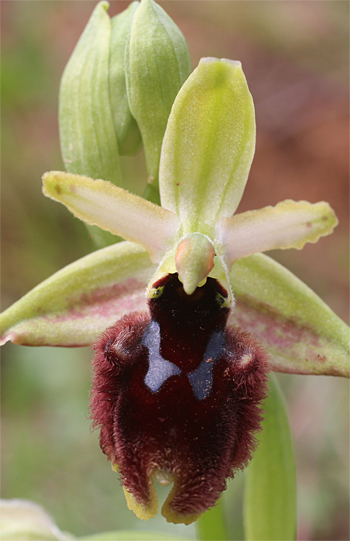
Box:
(90, 273, 269, 524)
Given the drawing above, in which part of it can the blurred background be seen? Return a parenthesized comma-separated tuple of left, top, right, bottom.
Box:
(1, 1, 349, 539)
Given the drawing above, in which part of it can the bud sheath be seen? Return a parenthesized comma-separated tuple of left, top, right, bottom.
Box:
(109, 2, 142, 156)
(59, 1, 122, 186)
(126, 0, 191, 193)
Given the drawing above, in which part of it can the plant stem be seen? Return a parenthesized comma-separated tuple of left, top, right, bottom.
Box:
(196, 499, 228, 541)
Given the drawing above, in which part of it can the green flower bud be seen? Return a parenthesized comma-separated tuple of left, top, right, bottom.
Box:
(59, 1, 122, 187)
(109, 2, 142, 156)
(126, 0, 191, 199)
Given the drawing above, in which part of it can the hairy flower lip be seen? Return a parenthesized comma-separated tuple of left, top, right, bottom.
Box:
(90, 273, 270, 524)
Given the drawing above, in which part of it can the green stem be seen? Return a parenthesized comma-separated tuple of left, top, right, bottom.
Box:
(243, 374, 297, 540)
(196, 499, 228, 541)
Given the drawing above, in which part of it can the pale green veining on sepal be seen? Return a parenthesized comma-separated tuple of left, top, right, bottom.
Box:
(159, 57, 255, 235)
(244, 374, 297, 541)
(42, 171, 179, 263)
(229, 253, 350, 377)
(219, 199, 338, 266)
(125, 0, 191, 191)
(0, 242, 155, 347)
(109, 1, 142, 155)
(59, 1, 122, 186)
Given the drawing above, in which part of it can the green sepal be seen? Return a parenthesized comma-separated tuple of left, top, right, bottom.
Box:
(229, 253, 350, 377)
(109, 2, 142, 155)
(0, 242, 155, 347)
(159, 57, 255, 238)
(244, 374, 297, 541)
(125, 0, 191, 191)
(59, 1, 122, 186)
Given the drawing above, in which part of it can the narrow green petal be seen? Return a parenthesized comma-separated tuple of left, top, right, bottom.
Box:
(219, 200, 338, 265)
(159, 57, 255, 237)
(59, 1, 122, 186)
(244, 374, 297, 541)
(0, 242, 156, 347)
(42, 171, 179, 263)
(229, 254, 350, 377)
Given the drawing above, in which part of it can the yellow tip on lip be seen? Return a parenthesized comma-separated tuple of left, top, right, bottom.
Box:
(123, 485, 158, 521)
(161, 481, 204, 525)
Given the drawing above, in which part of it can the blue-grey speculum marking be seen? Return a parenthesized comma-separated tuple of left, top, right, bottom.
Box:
(142, 321, 226, 400)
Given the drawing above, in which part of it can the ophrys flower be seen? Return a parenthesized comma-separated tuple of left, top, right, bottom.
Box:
(1, 57, 347, 524)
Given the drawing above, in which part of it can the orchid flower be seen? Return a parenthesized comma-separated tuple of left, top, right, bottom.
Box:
(1, 55, 348, 526)
(1, 57, 347, 371)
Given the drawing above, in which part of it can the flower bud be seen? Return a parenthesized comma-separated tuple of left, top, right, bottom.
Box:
(59, 1, 122, 186)
(109, 2, 142, 156)
(125, 0, 191, 196)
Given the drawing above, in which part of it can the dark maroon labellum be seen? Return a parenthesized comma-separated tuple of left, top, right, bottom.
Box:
(90, 273, 269, 524)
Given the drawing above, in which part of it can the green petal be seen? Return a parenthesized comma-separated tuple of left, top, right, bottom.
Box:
(159, 57, 255, 237)
(109, 2, 142, 156)
(229, 254, 350, 377)
(42, 171, 179, 263)
(244, 374, 297, 541)
(0, 242, 156, 347)
(59, 1, 122, 186)
(125, 0, 191, 190)
(220, 200, 338, 265)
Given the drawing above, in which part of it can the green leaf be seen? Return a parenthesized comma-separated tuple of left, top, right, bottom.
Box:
(0, 242, 156, 347)
(79, 531, 192, 541)
(220, 199, 338, 265)
(109, 2, 142, 156)
(59, 1, 122, 186)
(229, 253, 350, 377)
(244, 374, 297, 541)
(126, 0, 191, 190)
(159, 58, 255, 238)
(196, 499, 228, 541)
(42, 171, 179, 263)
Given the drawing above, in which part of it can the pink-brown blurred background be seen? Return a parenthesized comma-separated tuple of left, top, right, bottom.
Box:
(1, 2, 349, 539)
